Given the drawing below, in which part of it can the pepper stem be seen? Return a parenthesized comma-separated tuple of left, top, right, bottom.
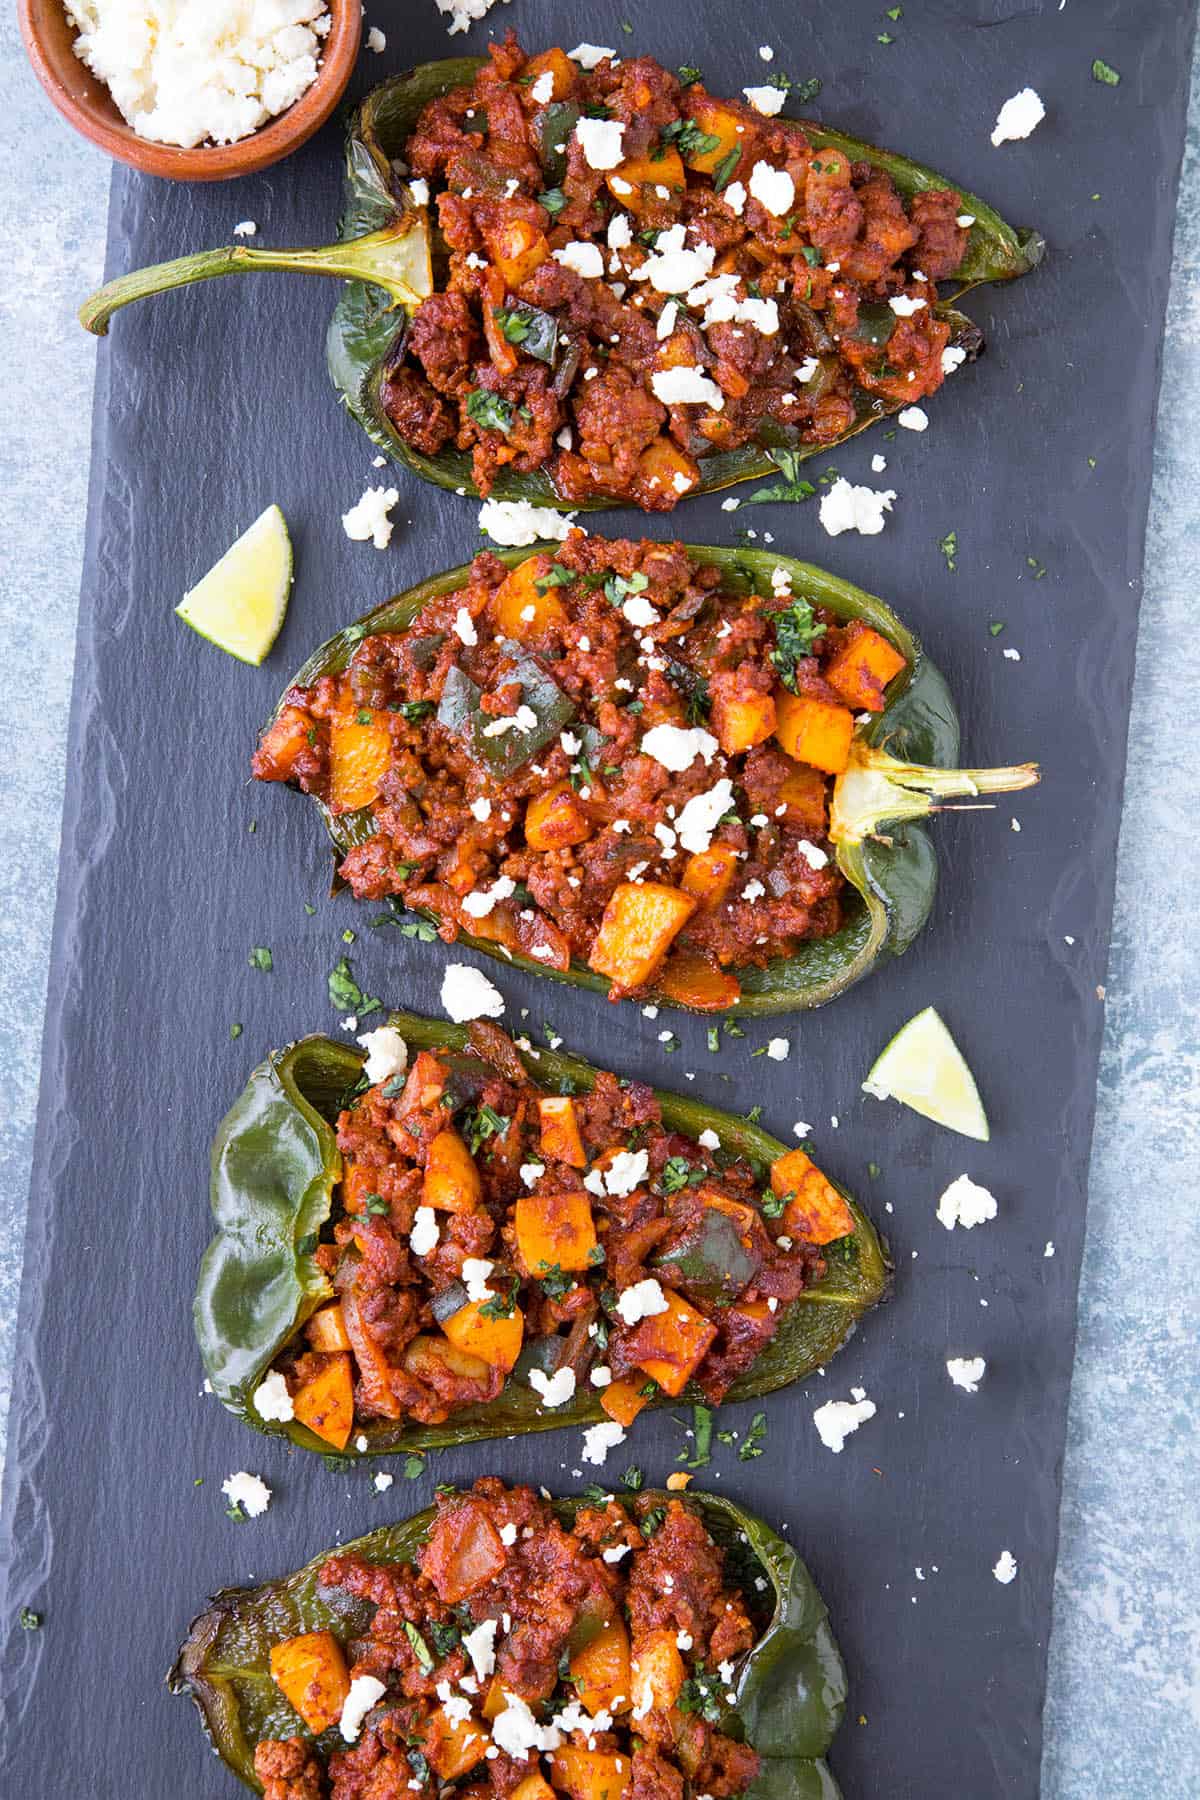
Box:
(79, 215, 432, 337)
(830, 740, 1039, 845)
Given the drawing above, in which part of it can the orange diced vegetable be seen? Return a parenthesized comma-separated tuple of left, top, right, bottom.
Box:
(423, 1128, 483, 1213)
(253, 705, 316, 783)
(401, 1333, 492, 1385)
(683, 97, 744, 175)
(524, 47, 575, 101)
(305, 1302, 351, 1354)
(635, 436, 701, 501)
(493, 555, 569, 639)
(397, 1050, 450, 1115)
(292, 1351, 354, 1450)
(774, 691, 855, 775)
(606, 148, 686, 213)
(526, 781, 592, 851)
(771, 1148, 856, 1246)
(711, 688, 777, 755)
(538, 1095, 587, 1168)
(512, 1775, 557, 1800)
(442, 1297, 525, 1372)
(589, 882, 697, 990)
(482, 265, 519, 377)
(515, 1189, 599, 1274)
(483, 216, 550, 289)
(340, 1160, 376, 1216)
(424, 1498, 510, 1602)
(329, 714, 392, 812)
(482, 1673, 508, 1721)
(631, 1629, 686, 1714)
(823, 623, 907, 713)
(680, 844, 739, 909)
(655, 952, 741, 1012)
(424, 1703, 486, 1780)
(601, 1377, 651, 1429)
(777, 759, 829, 830)
(548, 1748, 631, 1800)
(269, 1631, 350, 1734)
(570, 1616, 631, 1716)
(626, 1288, 717, 1397)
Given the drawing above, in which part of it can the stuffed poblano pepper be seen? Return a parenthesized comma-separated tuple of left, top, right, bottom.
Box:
(197, 1013, 888, 1458)
(172, 1478, 847, 1798)
(252, 537, 1038, 1014)
(81, 37, 1042, 512)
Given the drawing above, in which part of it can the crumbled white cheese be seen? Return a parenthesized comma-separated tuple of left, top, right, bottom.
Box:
(357, 1024, 407, 1086)
(607, 212, 634, 253)
(650, 367, 725, 409)
(342, 485, 400, 549)
(366, 25, 385, 53)
(991, 88, 1045, 147)
(603, 1149, 650, 1198)
(441, 963, 505, 1023)
(742, 879, 765, 902)
(676, 778, 735, 854)
(946, 1356, 987, 1394)
(623, 593, 660, 628)
(554, 241, 605, 279)
(530, 70, 554, 104)
(67, 0, 332, 148)
(743, 84, 786, 116)
(520, 1161, 545, 1188)
(748, 161, 796, 216)
(616, 1278, 669, 1326)
(581, 1420, 627, 1465)
(993, 1549, 1019, 1584)
(463, 1618, 498, 1680)
(722, 180, 747, 216)
(569, 43, 616, 69)
(813, 1391, 876, 1453)
(470, 797, 492, 822)
(589, 1365, 613, 1388)
(462, 1258, 496, 1303)
(640, 724, 719, 772)
(942, 344, 968, 376)
(819, 477, 897, 537)
(1003, 647, 1022, 662)
(602, 1542, 631, 1563)
(889, 294, 927, 317)
(339, 1674, 387, 1742)
(633, 224, 716, 295)
(871, 453, 888, 473)
(794, 356, 819, 383)
(1044, 1240, 1056, 1258)
(766, 1038, 789, 1061)
(462, 876, 516, 919)
(898, 406, 929, 432)
(453, 606, 478, 645)
(373, 1471, 393, 1492)
(797, 838, 829, 870)
(251, 1370, 293, 1423)
(575, 117, 626, 170)
(936, 1174, 998, 1231)
(478, 499, 579, 547)
(410, 1206, 439, 1257)
(221, 1471, 271, 1517)
(232, 219, 257, 237)
(698, 1128, 720, 1151)
(435, 0, 504, 35)
(529, 1366, 577, 1408)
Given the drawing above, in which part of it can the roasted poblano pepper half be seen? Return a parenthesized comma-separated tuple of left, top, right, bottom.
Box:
(196, 1012, 889, 1457)
(263, 543, 1038, 1015)
(170, 1486, 848, 1798)
(80, 57, 1043, 507)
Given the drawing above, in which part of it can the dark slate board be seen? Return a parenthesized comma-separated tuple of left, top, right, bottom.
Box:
(1, 2, 1195, 1795)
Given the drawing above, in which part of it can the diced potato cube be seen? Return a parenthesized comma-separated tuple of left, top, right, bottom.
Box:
(305, 1302, 352, 1355)
(515, 1189, 599, 1274)
(442, 1297, 525, 1372)
(538, 1095, 587, 1168)
(711, 688, 776, 755)
(424, 1702, 486, 1780)
(526, 781, 592, 851)
(523, 47, 574, 101)
(269, 1631, 350, 1734)
(631, 1629, 686, 1714)
(329, 714, 392, 812)
(606, 148, 686, 213)
(548, 1748, 632, 1800)
(570, 1616, 631, 1716)
(635, 435, 701, 501)
(823, 623, 907, 712)
(423, 1128, 483, 1213)
(493, 555, 569, 638)
(655, 952, 741, 1012)
(600, 1377, 651, 1429)
(774, 692, 855, 775)
(680, 845, 739, 909)
(777, 759, 829, 831)
(770, 1148, 856, 1245)
(683, 97, 744, 175)
(511, 1776, 557, 1800)
(423, 1497, 510, 1602)
(292, 1352, 354, 1451)
(483, 217, 550, 289)
(589, 882, 697, 990)
(626, 1288, 717, 1397)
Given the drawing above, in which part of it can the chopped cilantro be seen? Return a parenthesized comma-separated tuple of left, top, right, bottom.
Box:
(1092, 58, 1121, 86)
(403, 1455, 426, 1480)
(622, 1465, 644, 1491)
(745, 446, 818, 506)
(18, 1608, 41, 1631)
(989, 621, 1005, 637)
(604, 569, 649, 607)
(678, 63, 703, 85)
(707, 1027, 720, 1053)
(867, 1161, 881, 1179)
(537, 1263, 575, 1299)
(661, 117, 722, 160)
(466, 388, 516, 435)
(938, 530, 958, 573)
(768, 595, 826, 690)
(462, 1102, 510, 1155)
(687, 1403, 714, 1468)
(248, 946, 273, 972)
(229, 1022, 242, 1040)
(678, 1665, 725, 1722)
(397, 699, 434, 722)
(738, 1411, 768, 1460)
(536, 562, 574, 593)
(429, 1619, 460, 1655)
(480, 1274, 521, 1320)
(712, 147, 742, 192)
(328, 957, 381, 1017)
(404, 1621, 435, 1674)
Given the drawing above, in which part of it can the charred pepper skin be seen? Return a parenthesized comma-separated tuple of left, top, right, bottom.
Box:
(170, 1487, 848, 1797)
(195, 1014, 890, 1459)
(261, 543, 1037, 1015)
(81, 58, 1043, 507)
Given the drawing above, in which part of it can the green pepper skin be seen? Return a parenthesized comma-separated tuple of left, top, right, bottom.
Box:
(271, 543, 970, 1015)
(196, 1014, 890, 1458)
(82, 58, 1042, 508)
(169, 1487, 847, 1797)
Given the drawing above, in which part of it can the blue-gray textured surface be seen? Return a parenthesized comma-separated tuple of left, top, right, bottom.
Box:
(0, 6, 1195, 1796)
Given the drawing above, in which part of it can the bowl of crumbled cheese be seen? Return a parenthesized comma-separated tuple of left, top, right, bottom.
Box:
(19, 0, 362, 180)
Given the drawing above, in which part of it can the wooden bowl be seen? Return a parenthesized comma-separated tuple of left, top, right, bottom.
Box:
(18, 0, 362, 181)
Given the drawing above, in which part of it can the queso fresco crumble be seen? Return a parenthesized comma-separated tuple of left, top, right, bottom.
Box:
(65, 0, 332, 148)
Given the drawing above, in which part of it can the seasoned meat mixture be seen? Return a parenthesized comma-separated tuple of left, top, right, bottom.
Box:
(256, 1481, 768, 1799)
(254, 535, 908, 1007)
(257, 1023, 855, 1446)
(385, 35, 970, 507)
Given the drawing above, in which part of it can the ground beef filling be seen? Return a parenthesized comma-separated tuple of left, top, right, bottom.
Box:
(255, 1481, 766, 1799)
(258, 1027, 854, 1441)
(253, 536, 908, 1006)
(383, 34, 967, 508)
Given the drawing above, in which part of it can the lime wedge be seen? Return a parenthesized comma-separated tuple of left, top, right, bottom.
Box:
(862, 1006, 989, 1141)
(175, 504, 293, 665)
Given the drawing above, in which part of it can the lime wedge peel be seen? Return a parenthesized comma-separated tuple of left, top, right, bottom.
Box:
(862, 1006, 990, 1141)
(175, 504, 293, 665)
